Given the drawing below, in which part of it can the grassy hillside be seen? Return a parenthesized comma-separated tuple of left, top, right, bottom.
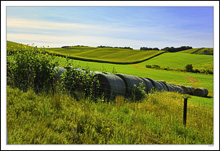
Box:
(178, 48, 213, 55)
(140, 52, 213, 71)
(7, 41, 213, 97)
(6, 41, 214, 144)
(7, 86, 213, 144)
(45, 47, 165, 63)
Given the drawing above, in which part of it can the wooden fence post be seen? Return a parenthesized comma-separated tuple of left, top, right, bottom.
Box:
(183, 97, 188, 126)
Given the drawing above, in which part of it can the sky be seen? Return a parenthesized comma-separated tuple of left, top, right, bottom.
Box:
(7, 6, 213, 49)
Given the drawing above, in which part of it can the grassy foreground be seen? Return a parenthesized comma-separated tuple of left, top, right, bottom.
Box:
(7, 86, 213, 144)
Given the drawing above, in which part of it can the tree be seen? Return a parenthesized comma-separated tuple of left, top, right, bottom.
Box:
(185, 64, 193, 72)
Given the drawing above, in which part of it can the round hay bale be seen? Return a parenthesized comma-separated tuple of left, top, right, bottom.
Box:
(116, 74, 148, 95)
(95, 74, 126, 97)
(186, 86, 194, 95)
(173, 85, 184, 94)
(140, 77, 154, 93)
(158, 81, 169, 91)
(145, 78, 164, 91)
(54, 67, 66, 80)
(166, 83, 175, 92)
(193, 87, 208, 97)
(177, 85, 188, 94)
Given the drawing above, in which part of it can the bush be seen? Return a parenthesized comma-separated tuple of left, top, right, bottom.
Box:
(59, 67, 99, 100)
(152, 65, 160, 69)
(146, 65, 152, 68)
(185, 64, 193, 72)
(7, 46, 58, 93)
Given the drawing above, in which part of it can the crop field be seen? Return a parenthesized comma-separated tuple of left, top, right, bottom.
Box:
(6, 41, 214, 144)
(46, 47, 164, 63)
(178, 48, 213, 55)
(140, 52, 213, 71)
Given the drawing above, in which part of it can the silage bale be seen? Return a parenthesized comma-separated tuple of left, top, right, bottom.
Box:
(140, 77, 154, 93)
(173, 85, 184, 94)
(158, 80, 169, 91)
(54, 67, 66, 80)
(178, 85, 188, 94)
(187, 86, 195, 95)
(193, 87, 208, 97)
(116, 74, 148, 95)
(166, 83, 176, 92)
(145, 78, 164, 91)
(95, 74, 126, 97)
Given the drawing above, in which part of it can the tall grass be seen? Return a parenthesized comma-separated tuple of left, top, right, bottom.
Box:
(7, 86, 213, 144)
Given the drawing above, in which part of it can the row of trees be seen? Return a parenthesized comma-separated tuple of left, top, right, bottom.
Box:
(161, 46, 193, 52)
(97, 45, 133, 50)
(61, 45, 89, 48)
(61, 45, 193, 52)
(140, 46, 193, 52)
(140, 47, 160, 51)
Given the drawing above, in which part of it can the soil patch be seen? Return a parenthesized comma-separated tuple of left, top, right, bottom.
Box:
(179, 75, 199, 83)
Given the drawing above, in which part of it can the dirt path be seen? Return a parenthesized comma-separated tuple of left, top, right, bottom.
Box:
(179, 74, 199, 83)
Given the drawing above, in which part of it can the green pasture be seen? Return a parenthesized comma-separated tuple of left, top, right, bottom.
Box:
(140, 52, 213, 70)
(177, 48, 201, 54)
(46, 47, 164, 63)
(7, 41, 214, 107)
(53, 56, 213, 96)
(178, 48, 213, 55)
(6, 41, 214, 144)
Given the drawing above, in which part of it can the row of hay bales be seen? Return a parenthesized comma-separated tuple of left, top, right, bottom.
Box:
(54, 67, 208, 98)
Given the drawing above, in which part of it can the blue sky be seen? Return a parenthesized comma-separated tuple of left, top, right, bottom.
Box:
(7, 6, 213, 49)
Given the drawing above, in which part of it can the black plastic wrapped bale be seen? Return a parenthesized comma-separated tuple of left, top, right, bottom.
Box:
(173, 85, 184, 94)
(166, 83, 176, 92)
(178, 85, 188, 94)
(54, 67, 66, 80)
(158, 81, 169, 91)
(95, 74, 126, 98)
(90, 71, 110, 76)
(145, 78, 164, 91)
(140, 77, 154, 93)
(186, 86, 195, 95)
(193, 87, 208, 97)
(116, 74, 148, 95)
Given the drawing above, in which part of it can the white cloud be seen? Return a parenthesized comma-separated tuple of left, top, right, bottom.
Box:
(7, 18, 213, 48)
(7, 18, 95, 30)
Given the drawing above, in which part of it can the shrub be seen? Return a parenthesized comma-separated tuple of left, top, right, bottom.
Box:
(146, 65, 152, 68)
(185, 64, 193, 72)
(7, 46, 58, 93)
(152, 65, 160, 69)
(59, 67, 99, 100)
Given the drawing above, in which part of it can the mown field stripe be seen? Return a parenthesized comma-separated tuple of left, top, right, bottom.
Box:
(45, 50, 166, 65)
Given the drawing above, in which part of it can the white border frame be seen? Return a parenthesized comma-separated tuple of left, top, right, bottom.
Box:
(1, 1, 219, 150)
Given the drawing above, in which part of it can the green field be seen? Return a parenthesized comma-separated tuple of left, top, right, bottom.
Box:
(140, 52, 213, 70)
(46, 47, 164, 63)
(178, 48, 213, 55)
(6, 41, 214, 144)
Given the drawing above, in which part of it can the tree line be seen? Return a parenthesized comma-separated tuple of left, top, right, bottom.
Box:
(61, 45, 193, 52)
(97, 45, 133, 50)
(140, 46, 192, 52)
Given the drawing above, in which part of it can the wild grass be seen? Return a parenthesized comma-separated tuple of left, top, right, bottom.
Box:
(7, 86, 213, 144)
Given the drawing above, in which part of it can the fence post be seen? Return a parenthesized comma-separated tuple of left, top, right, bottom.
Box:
(183, 97, 188, 126)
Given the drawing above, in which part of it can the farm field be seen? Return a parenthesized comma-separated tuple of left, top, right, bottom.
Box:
(177, 48, 213, 55)
(139, 52, 213, 71)
(6, 41, 214, 144)
(45, 46, 165, 63)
